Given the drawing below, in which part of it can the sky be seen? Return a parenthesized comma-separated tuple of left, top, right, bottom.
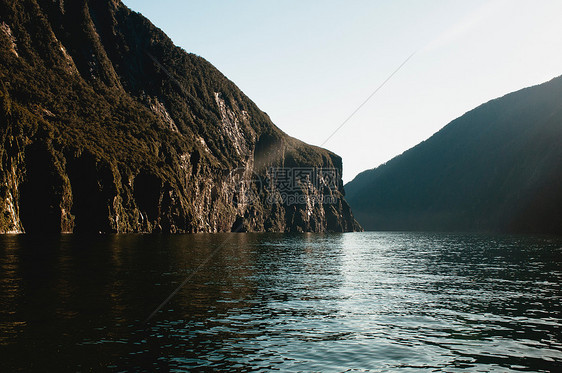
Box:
(122, 0, 562, 183)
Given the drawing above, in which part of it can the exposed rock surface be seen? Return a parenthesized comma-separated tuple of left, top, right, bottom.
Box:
(0, 0, 361, 233)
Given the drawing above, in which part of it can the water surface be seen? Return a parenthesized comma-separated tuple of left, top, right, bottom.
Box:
(0, 232, 561, 371)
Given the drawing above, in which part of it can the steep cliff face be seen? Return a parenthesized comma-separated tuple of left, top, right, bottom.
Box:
(0, 0, 360, 233)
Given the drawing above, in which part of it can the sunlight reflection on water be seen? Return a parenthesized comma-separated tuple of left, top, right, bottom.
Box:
(0, 232, 561, 371)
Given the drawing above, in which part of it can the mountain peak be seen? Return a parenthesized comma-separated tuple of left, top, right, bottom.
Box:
(346, 76, 562, 234)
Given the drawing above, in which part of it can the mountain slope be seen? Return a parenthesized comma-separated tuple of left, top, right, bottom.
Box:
(346, 76, 562, 234)
(0, 0, 361, 233)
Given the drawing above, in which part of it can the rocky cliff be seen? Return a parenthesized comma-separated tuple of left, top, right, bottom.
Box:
(0, 0, 361, 233)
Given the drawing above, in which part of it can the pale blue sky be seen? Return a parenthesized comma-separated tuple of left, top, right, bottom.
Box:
(122, 0, 562, 182)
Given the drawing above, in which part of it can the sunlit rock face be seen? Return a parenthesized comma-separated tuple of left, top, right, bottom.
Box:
(0, 0, 361, 233)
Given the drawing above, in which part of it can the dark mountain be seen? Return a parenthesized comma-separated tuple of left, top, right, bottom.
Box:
(0, 0, 361, 233)
(346, 76, 562, 234)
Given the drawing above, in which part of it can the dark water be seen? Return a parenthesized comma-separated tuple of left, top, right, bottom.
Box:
(0, 232, 561, 372)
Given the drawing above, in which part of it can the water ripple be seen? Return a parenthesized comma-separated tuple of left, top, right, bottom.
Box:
(0, 232, 561, 371)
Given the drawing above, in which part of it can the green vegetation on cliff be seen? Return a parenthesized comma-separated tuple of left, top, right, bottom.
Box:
(0, 0, 360, 233)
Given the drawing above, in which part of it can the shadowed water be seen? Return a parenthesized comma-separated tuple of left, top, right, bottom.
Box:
(0, 232, 561, 371)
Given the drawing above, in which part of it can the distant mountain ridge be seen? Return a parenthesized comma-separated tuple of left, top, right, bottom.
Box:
(346, 76, 562, 234)
(0, 0, 360, 233)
